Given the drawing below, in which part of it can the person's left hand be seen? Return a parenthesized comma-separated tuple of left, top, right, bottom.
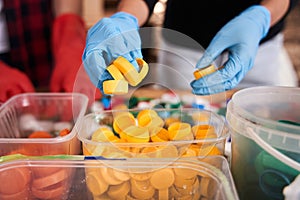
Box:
(191, 5, 270, 95)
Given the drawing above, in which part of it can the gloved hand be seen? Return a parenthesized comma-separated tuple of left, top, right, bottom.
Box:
(0, 61, 35, 102)
(82, 12, 142, 93)
(191, 5, 270, 95)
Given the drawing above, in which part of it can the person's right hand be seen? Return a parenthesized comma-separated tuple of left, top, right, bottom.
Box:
(0, 61, 35, 102)
(82, 12, 142, 93)
(191, 5, 270, 95)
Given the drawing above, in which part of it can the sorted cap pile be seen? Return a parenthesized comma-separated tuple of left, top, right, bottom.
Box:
(83, 109, 222, 158)
(103, 57, 149, 95)
(85, 163, 218, 200)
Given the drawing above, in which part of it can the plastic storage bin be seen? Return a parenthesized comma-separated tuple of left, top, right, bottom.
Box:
(0, 93, 88, 156)
(0, 155, 239, 200)
(226, 86, 300, 200)
(78, 108, 229, 159)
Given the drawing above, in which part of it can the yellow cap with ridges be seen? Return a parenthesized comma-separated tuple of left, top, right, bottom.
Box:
(113, 56, 140, 86)
(85, 169, 108, 196)
(106, 64, 125, 80)
(168, 122, 193, 141)
(91, 127, 118, 142)
(112, 112, 136, 135)
(103, 79, 128, 95)
(130, 178, 155, 199)
(136, 58, 149, 81)
(193, 64, 217, 80)
(107, 181, 130, 199)
(122, 126, 150, 143)
(103, 56, 149, 95)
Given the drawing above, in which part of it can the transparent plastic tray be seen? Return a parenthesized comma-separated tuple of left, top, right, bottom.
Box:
(0, 93, 88, 156)
(0, 155, 239, 200)
(78, 108, 229, 159)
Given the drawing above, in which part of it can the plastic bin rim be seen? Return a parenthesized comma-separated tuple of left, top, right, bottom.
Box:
(0, 155, 228, 167)
(0, 92, 89, 143)
(0, 92, 89, 107)
(229, 86, 300, 132)
(84, 107, 226, 122)
(0, 130, 76, 143)
(0, 155, 239, 200)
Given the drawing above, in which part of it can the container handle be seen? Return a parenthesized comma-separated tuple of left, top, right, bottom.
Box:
(247, 127, 300, 171)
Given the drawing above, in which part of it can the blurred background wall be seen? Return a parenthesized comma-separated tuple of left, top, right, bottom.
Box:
(283, 2, 300, 86)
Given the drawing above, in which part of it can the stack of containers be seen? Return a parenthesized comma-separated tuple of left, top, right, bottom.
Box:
(0, 155, 239, 200)
(0, 93, 240, 199)
(0, 93, 88, 200)
(76, 107, 239, 199)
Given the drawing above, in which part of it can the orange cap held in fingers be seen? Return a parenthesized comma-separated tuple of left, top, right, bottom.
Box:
(193, 64, 217, 80)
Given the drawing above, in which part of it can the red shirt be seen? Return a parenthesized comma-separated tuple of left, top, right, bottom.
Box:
(3, 0, 53, 88)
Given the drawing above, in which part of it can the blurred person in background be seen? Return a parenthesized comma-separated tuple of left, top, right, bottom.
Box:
(83, 0, 299, 95)
(0, 0, 99, 103)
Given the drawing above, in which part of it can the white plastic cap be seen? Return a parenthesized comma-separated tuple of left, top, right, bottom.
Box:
(283, 174, 300, 200)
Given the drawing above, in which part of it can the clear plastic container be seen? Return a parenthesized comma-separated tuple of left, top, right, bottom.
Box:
(226, 86, 300, 200)
(77, 108, 229, 159)
(0, 155, 239, 200)
(0, 93, 89, 156)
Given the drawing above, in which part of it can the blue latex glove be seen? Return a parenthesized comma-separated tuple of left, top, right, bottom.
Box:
(191, 5, 270, 95)
(82, 12, 142, 93)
